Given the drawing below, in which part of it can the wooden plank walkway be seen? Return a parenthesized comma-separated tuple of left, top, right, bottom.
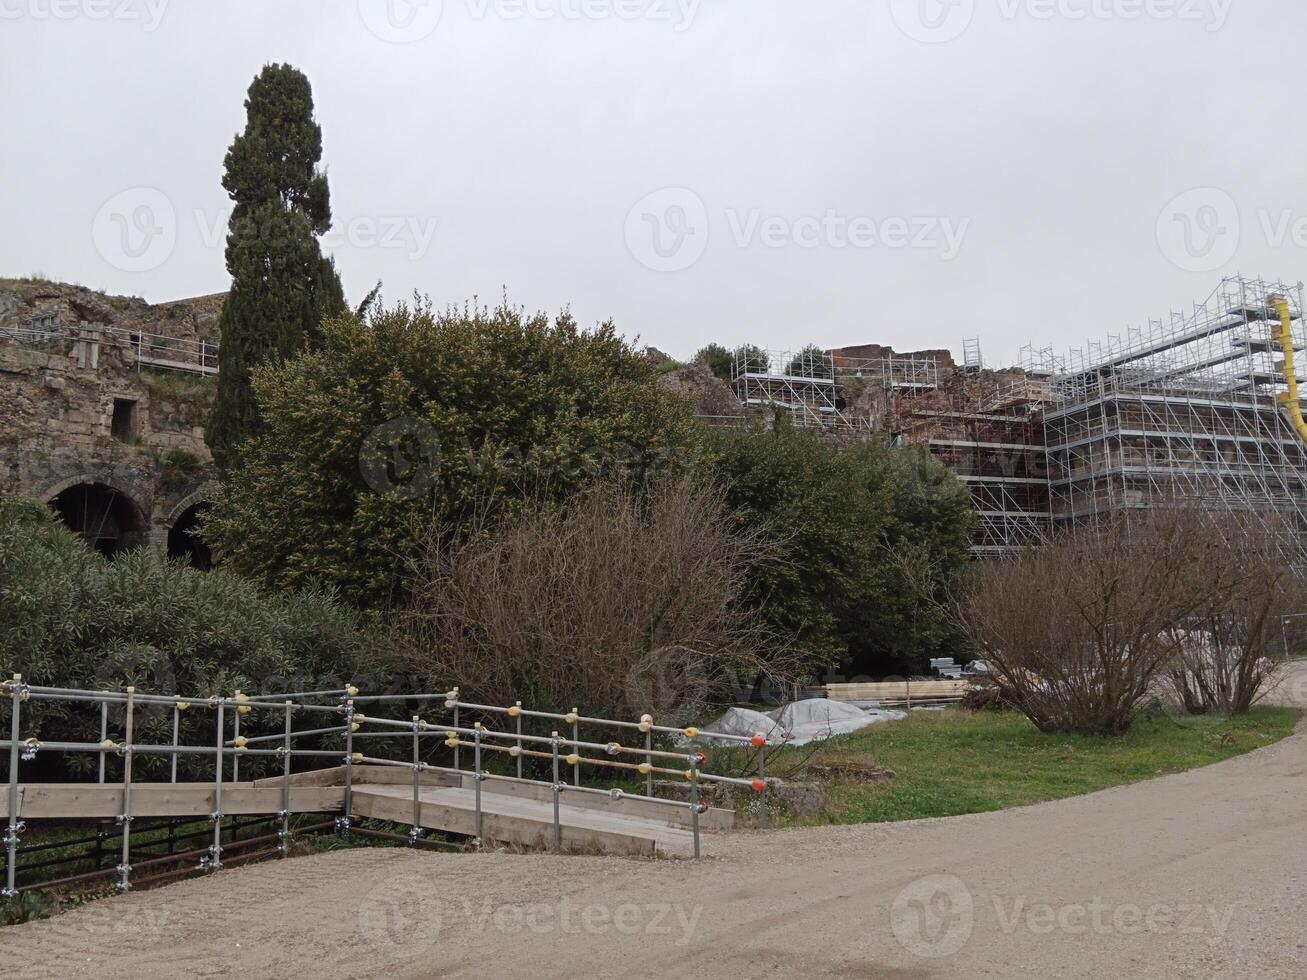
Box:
(1, 767, 731, 858)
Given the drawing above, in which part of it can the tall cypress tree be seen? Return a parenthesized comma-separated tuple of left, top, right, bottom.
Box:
(206, 64, 346, 470)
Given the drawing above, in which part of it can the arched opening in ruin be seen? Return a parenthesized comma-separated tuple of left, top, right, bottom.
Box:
(167, 502, 213, 571)
(49, 482, 148, 557)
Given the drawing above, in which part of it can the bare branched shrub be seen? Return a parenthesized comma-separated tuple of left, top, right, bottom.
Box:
(1165, 521, 1303, 715)
(953, 509, 1228, 735)
(391, 476, 799, 720)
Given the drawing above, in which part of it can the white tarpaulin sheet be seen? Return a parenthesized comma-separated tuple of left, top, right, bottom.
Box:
(698, 700, 905, 747)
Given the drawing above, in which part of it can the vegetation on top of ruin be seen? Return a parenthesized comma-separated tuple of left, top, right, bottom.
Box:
(0, 276, 226, 344)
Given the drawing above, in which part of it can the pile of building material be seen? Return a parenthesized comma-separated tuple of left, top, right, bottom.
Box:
(697, 700, 905, 747)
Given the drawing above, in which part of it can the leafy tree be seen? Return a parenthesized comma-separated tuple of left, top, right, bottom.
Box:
(703, 425, 972, 676)
(785, 344, 833, 379)
(840, 442, 975, 676)
(0, 499, 372, 779)
(206, 64, 346, 470)
(203, 300, 698, 610)
(693, 343, 733, 381)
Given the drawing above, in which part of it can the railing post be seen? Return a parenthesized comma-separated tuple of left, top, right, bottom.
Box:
(98, 699, 108, 784)
(757, 742, 768, 830)
(571, 708, 580, 788)
(473, 724, 484, 850)
(340, 698, 355, 835)
(170, 702, 181, 783)
(644, 727, 653, 799)
(4, 674, 25, 899)
(514, 701, 523, 779)
(690, 757, 702, 859)
(279, 701, 293, 857)
(551, 732, 562, 853)
(209, 699, 224, 872)
(116, 686, 135, 893)
(452, 701, 461, 772)
(410, 716, 422, 845)
(232, 693, 241, 783)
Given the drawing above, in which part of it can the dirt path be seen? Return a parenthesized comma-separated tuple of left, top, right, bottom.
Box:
(6, 665, 1307, 980)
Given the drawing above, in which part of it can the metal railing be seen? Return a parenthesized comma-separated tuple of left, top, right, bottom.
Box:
(1, 675, 769, 899)
(0, 317, 219, 376)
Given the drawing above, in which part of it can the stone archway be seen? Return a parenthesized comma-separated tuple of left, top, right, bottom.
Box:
(167, 500, 213, 570)
(163, 485, 216, 571)
(47, 480, 149, 557)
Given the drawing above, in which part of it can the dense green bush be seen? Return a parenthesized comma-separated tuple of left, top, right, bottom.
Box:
(0, 499, 373, 778)
(693, 343, 733, 381)
(203, 300, 698, 609)
(704, 424, 973, 676)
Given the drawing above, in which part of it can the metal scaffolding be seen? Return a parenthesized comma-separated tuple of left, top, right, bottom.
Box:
(1042, 276, 1307, 560)
(714, 277, 1307, 560)
(731, 347, 938, 431)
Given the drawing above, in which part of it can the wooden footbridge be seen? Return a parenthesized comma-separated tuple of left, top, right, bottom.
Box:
(2, 677, 766, 898)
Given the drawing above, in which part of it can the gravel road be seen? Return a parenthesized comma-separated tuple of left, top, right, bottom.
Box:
(6, 663, 1307, 979)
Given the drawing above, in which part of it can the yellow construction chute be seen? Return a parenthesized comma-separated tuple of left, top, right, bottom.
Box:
(1270, 294, 1307, 444)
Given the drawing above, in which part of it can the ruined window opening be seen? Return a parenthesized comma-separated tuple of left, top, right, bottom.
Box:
(111, 398, 138, 443)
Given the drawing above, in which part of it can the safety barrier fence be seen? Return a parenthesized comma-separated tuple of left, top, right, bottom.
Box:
(1, 676, 769, 899)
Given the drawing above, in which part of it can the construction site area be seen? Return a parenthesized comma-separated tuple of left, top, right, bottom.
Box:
(723, 276, 1307, 559)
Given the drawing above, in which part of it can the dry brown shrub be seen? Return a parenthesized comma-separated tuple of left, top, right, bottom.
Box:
(391, 475, 800, 721)
(953, 509, 1229, 735)
(1165, 520, 1303, 715)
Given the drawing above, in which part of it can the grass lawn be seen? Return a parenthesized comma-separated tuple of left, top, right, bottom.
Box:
(736, 705, 1301, 827)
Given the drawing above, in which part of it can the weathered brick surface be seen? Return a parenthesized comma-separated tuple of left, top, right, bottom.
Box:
(0, 279, 222, 551)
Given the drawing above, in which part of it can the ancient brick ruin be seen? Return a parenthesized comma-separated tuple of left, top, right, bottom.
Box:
(0, 278, 223, 566)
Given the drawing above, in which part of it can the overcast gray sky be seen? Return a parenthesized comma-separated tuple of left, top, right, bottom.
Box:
(3, 0, 1305, 366)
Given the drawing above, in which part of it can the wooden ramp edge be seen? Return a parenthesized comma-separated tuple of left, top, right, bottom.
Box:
(2, 767, 727, 858)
